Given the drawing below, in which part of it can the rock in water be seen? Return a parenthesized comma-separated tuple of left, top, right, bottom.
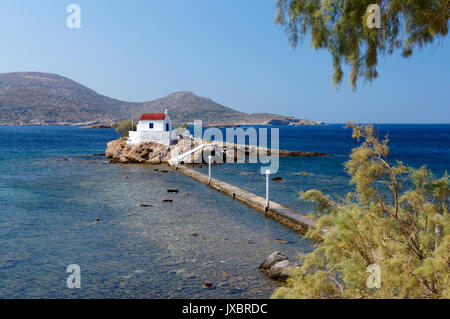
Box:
(266, 260, 298, 281)
(105, 138, 171, 164)
(202, 282, 213, 289)
(259, 252, 288, 270)
(106, 136, 330, 166)
(259, 252, 298, 281)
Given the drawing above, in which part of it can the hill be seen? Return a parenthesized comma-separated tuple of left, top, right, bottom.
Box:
(0, 72, 322, 125)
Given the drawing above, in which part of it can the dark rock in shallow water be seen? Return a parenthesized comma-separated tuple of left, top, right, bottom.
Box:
(202, 282, 213, 289)
(272, 176, 282, 181)
(162, 199, 173, 203)
(140, 204, 153, 207)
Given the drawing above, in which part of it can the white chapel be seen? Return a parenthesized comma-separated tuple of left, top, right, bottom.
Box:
(128, 109, 174, 146)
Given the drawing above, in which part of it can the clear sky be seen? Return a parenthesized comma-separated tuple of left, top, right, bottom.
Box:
(0, 0, 449, 123)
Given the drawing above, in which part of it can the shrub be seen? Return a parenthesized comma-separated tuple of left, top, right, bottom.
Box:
(273, 123, 449, 299)
(115, 120, 137, 137)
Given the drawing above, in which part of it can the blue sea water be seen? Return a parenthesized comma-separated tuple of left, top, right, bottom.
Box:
(192, 124, 450, 213)
(0, 124, 448, 298)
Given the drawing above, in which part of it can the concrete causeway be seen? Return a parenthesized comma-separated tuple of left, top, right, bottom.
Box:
(170, 163, 316, 235)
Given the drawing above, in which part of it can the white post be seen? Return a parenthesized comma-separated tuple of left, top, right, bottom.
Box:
(208, 155, 212, 184)
(265, 169, 270, 211)
(131, 111, 134, 132)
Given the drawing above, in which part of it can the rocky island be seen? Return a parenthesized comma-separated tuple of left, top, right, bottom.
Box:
(105, 136, 331, 165)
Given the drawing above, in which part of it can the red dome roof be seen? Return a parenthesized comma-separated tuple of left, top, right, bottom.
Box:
(139, 113, 166, 121)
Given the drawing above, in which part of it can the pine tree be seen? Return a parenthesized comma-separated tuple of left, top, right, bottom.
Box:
(275, 0, 449, 89)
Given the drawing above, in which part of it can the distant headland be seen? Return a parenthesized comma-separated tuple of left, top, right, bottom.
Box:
(0, 72, 323, 126)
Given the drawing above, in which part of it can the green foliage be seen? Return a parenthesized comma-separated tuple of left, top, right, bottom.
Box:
(115, 120, 137, 137)
(275, 0, 449, 90)
(273, 123, 449, 299)
(175, 122, 188, 129)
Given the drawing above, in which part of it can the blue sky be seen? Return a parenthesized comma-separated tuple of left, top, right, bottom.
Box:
(0, 0, 449, 123)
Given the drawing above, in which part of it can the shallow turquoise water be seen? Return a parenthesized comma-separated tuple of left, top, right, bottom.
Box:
(0, 126, 313, 298)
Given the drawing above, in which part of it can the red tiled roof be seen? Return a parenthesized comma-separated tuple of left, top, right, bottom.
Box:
(139, 113, 166, 121)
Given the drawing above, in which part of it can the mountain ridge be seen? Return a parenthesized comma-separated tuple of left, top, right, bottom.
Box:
(0, 72, 322, 125)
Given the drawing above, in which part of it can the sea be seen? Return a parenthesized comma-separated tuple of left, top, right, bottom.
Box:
(0, 124, 448, 298)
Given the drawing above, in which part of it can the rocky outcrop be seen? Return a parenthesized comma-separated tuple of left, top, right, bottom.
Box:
(105, 138, 171, 164)
(177, 140, 331, 164)
(81, 122, 117, 129)
(172, 138, 217, 164)
(259, 252, 298, 281)
(105, 136, 332, 165)
(105, 136, 215, 164)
